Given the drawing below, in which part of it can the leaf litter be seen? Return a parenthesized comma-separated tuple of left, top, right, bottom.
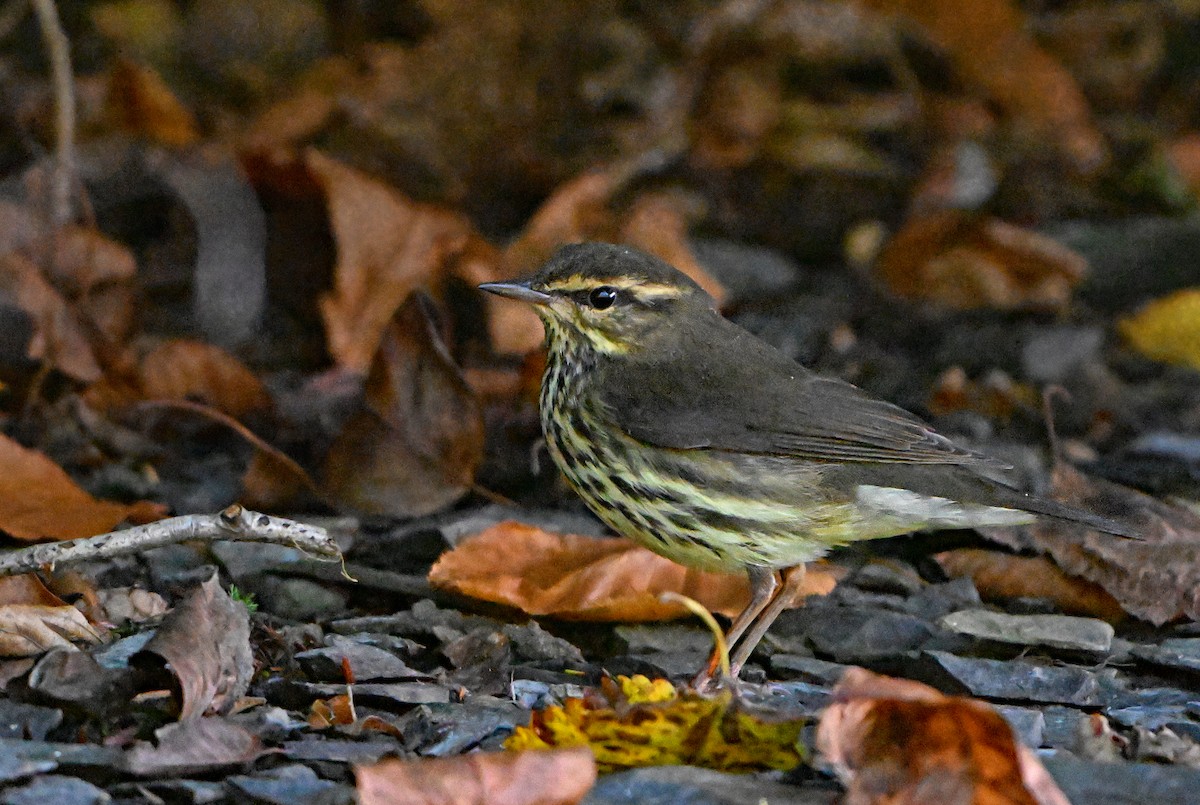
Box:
(3, 0, 1200, 802)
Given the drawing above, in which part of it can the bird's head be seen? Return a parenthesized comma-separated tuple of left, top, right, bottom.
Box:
(479, 243, 714, 355)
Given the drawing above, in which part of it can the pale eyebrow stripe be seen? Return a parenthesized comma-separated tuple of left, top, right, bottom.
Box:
(546, 275, 684, 299)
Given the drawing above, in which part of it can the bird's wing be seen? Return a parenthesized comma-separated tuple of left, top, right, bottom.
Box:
(596, 316, 997, 467)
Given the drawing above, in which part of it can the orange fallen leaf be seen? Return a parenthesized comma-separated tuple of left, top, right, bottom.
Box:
(0, 575, 70, 608)
(137, 339, 271, 418)
(927, 366, 1038, 422)
(0, 434, 161, 541)
(429, 521, 837, 621)
(861, 0, 1106, 173)
(310, 694, 403, 738)
(106, 58, 200, 147)
(307, 149, 485, 374)
(1168, 134, 1200, 196)
(876, 211, 1086, 311)
(818, 667, 1070, 805)
(356, 748, 596, 805)
(618, 192, 726, 304)
(936, 549, 1126, 623)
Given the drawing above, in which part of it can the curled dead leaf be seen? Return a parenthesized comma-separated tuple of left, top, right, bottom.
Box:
(323, 293, 483, 518)
(876, 211, 1087, 311)
(818, 667, 1070, 805)
(861, 0, 1106, 172)
(123, 718, 264, 777)
(428, 521, 837, 621)
(106, 57, 200, 147)
(132, 574, 252, 720)
(0, 206, 138, 382)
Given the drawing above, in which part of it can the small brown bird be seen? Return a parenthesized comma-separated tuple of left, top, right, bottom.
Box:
(481, 242, 1136, 680)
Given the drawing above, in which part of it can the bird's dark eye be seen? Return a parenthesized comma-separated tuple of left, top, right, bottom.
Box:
(588, 286, 618, 310)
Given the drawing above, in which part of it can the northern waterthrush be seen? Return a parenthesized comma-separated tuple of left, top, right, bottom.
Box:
(481, 242, 1136, 679)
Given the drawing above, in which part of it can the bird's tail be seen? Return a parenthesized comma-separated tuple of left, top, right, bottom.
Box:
(1003, 490, 1141, 539)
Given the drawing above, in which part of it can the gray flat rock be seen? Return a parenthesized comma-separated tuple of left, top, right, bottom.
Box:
(227, 763, 354, 805)
(1132, 638, 1200, 674)
(0, 775, 110, 805)
(939, 609, 1114, 653)
(297, 682, 451, 706)
(295, 642, 425, 682)
(1045, 753, 1200, 805)
(994, 704, 1046, 747)
(583, 765, 834, 805)
(921, 651, 1102, 705)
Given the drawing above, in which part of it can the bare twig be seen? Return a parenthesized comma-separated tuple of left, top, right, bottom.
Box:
(0, 505, 342, 578)
(30, 0, 75, 226)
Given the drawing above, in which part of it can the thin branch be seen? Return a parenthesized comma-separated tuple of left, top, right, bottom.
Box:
(0, 505, 342, 578)
(30, 0, 75, 226)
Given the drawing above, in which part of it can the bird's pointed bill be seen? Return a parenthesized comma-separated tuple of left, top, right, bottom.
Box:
(479, 280, 553, 305)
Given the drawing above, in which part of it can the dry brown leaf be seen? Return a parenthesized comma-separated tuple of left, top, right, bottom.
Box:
(137, 339, 271, 418)
(309, 694, 404, 738)
(307, 149, 479, 373)
(323, 293, 483, 517)
(861, 0, 1106, 172)
(935, 549, 1126, 623)
(0, 575, 69, 608)
(0, 214, 137, 382)
(429, 521, 837, 621)
(982, 463, 1200, 625)
(123, 717, 264, 777)
(356, 748, 596, 805)
(239, 448, 313, 511)
(818, 667, 1070, 805)
(132, 574, 252, 720)
(0, 434, 153, 541)
(0, 604, 100, 657)
(0, 252, 105, 381)
(503, 169, 627, 276)
(876, 211, 1086, 311)
(927, 366, 1039, 422)
(1168, 134, 1200, 196)
(106, 58, 200, 147)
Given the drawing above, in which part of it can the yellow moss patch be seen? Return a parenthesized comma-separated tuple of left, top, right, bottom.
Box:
(505, 675, 805, 773)
(1120, 289, 1200, 370)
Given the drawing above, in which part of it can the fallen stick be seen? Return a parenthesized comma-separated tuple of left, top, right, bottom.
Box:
(0, 505, 342, 577)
